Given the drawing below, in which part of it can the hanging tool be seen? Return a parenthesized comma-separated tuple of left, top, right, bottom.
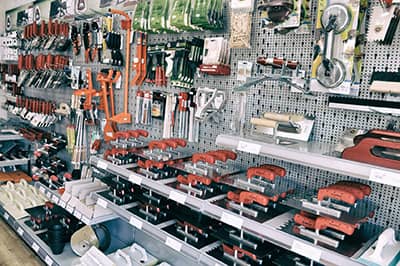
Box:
(108, 9, 132, 124)
(97, 69, 117, 141)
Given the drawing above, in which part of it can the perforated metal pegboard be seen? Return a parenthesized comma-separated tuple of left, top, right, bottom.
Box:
(22, 0, 400, 233)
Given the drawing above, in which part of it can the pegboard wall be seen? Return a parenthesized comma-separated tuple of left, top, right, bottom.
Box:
(21, 0, 400, 233)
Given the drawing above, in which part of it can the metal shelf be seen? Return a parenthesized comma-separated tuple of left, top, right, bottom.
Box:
(90, 157, 364, 266)
(0, 204, 78, 266)
(0, 130, 24, 141)
(34, 182, 118, 225)
(92, 193, 225, 266)
(216, 134, 400, 188)
(0, 157, 29, 167)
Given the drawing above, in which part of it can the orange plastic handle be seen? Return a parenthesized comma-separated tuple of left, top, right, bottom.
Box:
(294, 213, 316, 229)
(227, 191, 252, 204)
(335, 181, 371, 196)
(260, 164, 286, 177)
(177, 175, 192, 185)
(239, 191, 269, 206)
(192, 153, 216, 164)
(317, 187, 357, 205)
(168, 138, 187, 147)
(327, 184, 365, 200)
(246, 167, 275, 181)
(115, 131, 131, 140)
(222, 244, 257, 261)
(187, 174, 212, 186)
(148, 141, 167, 151)
(145, 160, 164, 170)
(137, 160, 146, 169)
(206, 151, 228, 162)
(315, 216, 357, 236)
(128, 129, 149, 138)
(162, 139, 179, 149)
(216, 150, 237, 160)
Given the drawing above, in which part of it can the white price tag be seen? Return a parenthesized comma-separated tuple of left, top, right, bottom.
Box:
(291, 240, 321, 262)
(165, 237, 182, 252)
(17, 227, 24, 236)
(44, 255, 53, 266)
(221, 212, 243, 229)
(129, 216, 143, 230)
(169, 190, 187, 204)
(129, 174, 142, 185)
(370, 169, 400, 187)
(59, 200, 66, 208)
(74, 210, 82, 219)
(237, 141, 261, 155)
(4, 212, 9, 220)
(31, 242, 40, 253)
(97, 198, 108, 209)
(51, 195, 59, 204)
(46, 192, 52, 198)
(82, 216, 91, 224)
(66, 204, 74, 213)
(97, 160, 108, 170)
(39, 186, 45, 194)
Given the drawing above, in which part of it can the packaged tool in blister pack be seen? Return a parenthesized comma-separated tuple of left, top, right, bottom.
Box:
(310, 0, 366, 95)
(230, 0, 254, 48)
(368, 1, 400, 45)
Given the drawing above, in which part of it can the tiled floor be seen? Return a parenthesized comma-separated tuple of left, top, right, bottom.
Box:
(0, 218, 43, 266)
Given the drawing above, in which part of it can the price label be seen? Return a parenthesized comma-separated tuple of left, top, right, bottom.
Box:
(165, 237, 182, 252)
(4, 212, 9, 220)
(129, 216, 143, 230)
(369, 169, 400, 187)
(169, 190, 187, 204)
(17, 227, 24, 236)
(97, 198, 108, 209)
(237, 141, 261, 155)
(31, 242, 40, 253)
(74, 210, 82, 219)
(291, 240, 321, 262)
(39, 186, 45, 194)
(58, 200, 66, 208)
(97, 160, 108, 170)
(51, 195, 59, 204)
(221, 212, 243, 229)
(66, 204, 74, 213)
(44, 255, 53, 266)
(82, 216, 91, 224)
(129, 174, 142, 185)
(46, 191, 52, 198)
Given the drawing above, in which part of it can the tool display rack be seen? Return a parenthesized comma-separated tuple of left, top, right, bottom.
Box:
(1, 0, 400, 265)
(0, 129, 30, 168)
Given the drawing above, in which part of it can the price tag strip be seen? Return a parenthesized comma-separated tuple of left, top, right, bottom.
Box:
(97, 198, 108, 209)
(97, 160, 108, 170)
(44, 255, 53, 266)
(165, 237, 182, 252)
(370, 168, 400, 187)
(169, 190, 187, 205)
(129, 174, 142, 185)
(31, 242, 40, 253)
(221, 212, 243, 229)
(237, 140, 262, 155)
(129, 216, 143, 230)
(291, 240, 321, 262)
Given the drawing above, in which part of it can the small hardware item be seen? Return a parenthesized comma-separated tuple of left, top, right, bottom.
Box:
(258, 0, 294, 24)
(237, 61, 253, 81)
(342, 129, 400, 170)
(230, 0, 253, 48)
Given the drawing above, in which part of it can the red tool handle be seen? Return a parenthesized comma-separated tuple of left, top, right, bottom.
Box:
(18, 55, 24, 70)
(187, 174, 212, 186)
(317, 187, 357, 205)
(315, 216, 357, 236)
(148, 140, 167, 151)
(192, 153, 216, 164)
(294, 212, 316, 229)
(335, 181, 371, 196)
(162, 139, 179, 149)
(240, 191, 269, 206)
(137, 159, 146, 169)
(168, 138, 187, 147)
(144, 159, 164, 170)
(206, 151, 228, 162)
(110, 148, 128, 156)
(177, 175, 192, 185)
(222, 244, 257, 262)
(327, 184, 365, 200)
(216, 150, 237, 160)
(128, 129, 149, 138)
(246, 167, 275, 181)
(115, 131, 131, 140)
(260, 164, 286, 177)
(40, 20, 46, 36)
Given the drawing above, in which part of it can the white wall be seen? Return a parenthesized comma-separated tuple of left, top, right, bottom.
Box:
(0, 0, 33, 32)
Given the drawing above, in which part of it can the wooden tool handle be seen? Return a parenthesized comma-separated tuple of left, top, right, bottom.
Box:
(247, 167, 275, 181)
(250, 117, 277, 128)
(263, 112, 304, 122)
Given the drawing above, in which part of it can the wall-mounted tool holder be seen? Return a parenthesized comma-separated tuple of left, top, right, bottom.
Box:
(310, 1, 365, 95)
